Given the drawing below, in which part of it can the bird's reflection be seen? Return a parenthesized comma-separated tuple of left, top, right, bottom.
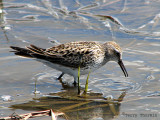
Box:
(11, 78, 126, 120)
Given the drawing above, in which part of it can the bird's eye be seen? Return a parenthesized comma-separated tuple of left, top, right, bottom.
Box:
(116, 52, 120, 57)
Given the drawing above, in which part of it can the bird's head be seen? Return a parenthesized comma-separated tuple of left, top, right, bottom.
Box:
(104, 41, 128, 77)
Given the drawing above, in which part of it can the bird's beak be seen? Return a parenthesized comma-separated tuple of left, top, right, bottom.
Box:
(118, 60, 128, 77)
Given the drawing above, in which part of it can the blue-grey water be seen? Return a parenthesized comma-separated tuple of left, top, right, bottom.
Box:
(0, 0, 160, 120)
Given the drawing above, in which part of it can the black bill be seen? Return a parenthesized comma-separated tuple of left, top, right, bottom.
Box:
(118, 60, 128, 77)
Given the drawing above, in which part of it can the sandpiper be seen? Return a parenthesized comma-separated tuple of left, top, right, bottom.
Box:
(10, 41, 128, 85)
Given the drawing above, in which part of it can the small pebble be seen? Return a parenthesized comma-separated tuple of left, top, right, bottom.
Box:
(1, 95, 12, 101)
(33, 90, 41, 94)
(104, 95, 113, 100)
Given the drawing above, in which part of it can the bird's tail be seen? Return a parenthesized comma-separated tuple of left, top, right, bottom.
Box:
(10, 45, 45, 58)
(10, 46, 33, 58)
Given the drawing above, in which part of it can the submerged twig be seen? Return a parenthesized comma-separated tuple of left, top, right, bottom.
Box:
(59, 101, 91, 112)
(121, 0, 128, 12)
(0, 1, 10, 42)
(117, 91, 126, 102)
(78, 2, 99, 11)
(41, 0, 59, 19)
(1, 109, 64, 120)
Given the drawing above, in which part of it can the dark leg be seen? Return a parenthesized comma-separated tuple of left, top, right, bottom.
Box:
(73, 77, 77, 86)
(57, 72, 65, 80)
(73, 81, 77, 87)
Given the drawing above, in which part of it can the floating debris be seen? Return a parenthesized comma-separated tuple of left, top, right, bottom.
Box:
(1, 109, 65, 120)
(1, 95, 12, 101)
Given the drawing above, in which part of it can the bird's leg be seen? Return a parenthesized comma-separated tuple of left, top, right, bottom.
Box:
(57, 72, 65, 80)
(73, 81, 77, 87)
(73, 77, 77, 87)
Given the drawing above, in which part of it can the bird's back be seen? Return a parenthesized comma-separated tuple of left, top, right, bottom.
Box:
(44, 41, 105, 68)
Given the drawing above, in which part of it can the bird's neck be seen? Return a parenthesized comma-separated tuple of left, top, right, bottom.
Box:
(102, 42, 113, 63)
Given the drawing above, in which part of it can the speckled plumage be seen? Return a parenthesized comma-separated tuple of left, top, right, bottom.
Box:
(45, 41, 105, 68)
(10, 41, 128, 85)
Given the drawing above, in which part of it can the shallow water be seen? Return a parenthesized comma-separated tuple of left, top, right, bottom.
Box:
(1, 0, 160, 119)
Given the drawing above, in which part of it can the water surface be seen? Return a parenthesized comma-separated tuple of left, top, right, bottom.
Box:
(0, 0, 160, 119)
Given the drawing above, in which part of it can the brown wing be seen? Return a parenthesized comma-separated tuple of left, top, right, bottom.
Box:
(10, 41, 103, 68)
(44, 41, 102, 68)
